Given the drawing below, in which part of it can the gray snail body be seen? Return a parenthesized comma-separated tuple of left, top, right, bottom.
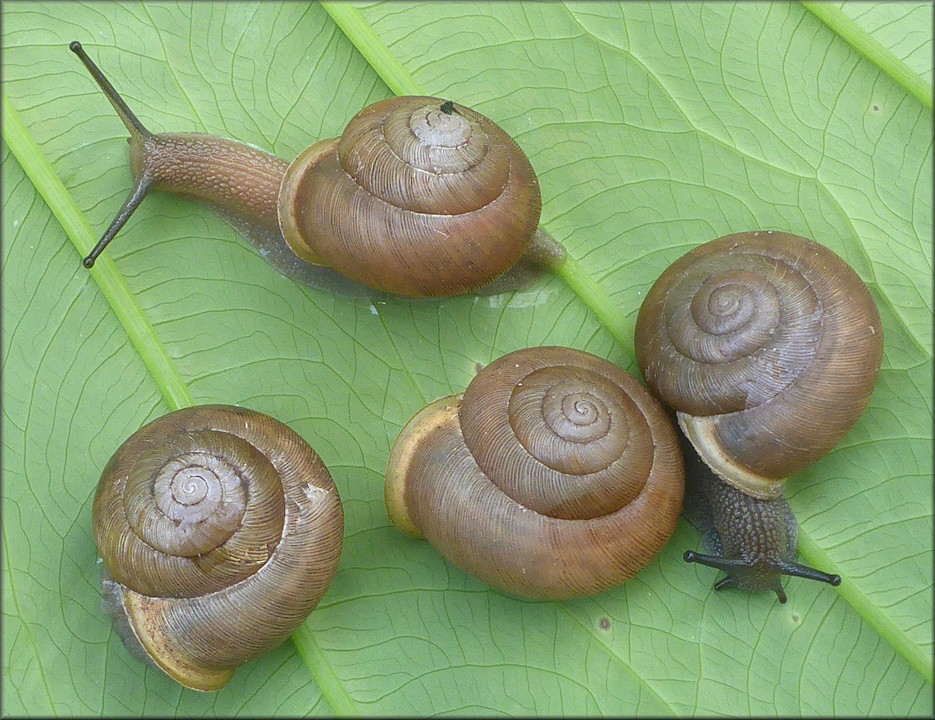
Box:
(679, 435, 828, 602)
(69, 41, 563, 298)
(635, 231, 883, 602)
(91, 404, 344, 691)
(385, 346, 686, 600)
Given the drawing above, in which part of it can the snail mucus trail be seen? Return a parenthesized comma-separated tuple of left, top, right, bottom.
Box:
(68, 41, 565, 298)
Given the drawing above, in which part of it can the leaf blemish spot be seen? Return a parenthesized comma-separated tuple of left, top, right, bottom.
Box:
(599, 617, 611, 631)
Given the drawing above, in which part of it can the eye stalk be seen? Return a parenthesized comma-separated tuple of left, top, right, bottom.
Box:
(70, 41, 156, 268)
(684, 550, 841, 604)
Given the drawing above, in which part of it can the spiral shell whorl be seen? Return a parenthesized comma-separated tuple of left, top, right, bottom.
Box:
(635, 232, 883, 495)
(92, 405, 343, 691)
(279, 96, 541, 297)
(338, 97, 506, 214)
(460, 348, 655, 520)
(386, 347, 684, 599)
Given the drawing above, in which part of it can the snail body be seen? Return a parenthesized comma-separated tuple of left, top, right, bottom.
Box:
(634, 231, 883, 601)
(385, 346, 685, 600)
(92, 404, 344, 691)
(680, 435, 827, 603)
(69, 42, 562, 297)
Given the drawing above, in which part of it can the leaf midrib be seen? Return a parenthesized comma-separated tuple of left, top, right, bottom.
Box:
(801, 1, 933, 110)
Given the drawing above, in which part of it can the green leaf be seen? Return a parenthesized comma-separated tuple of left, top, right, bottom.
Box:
(2, 1, 931, 715)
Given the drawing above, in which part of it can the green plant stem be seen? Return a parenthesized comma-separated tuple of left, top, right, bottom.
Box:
(293, 625, 362, 715)
(2, 95, 193, 412)
(3, 96, 348, 704)
(553, 256, 635, 359)
(322, 2, 423, 96)
(801, 1, 933, 109)
(796, 533, 933, 685)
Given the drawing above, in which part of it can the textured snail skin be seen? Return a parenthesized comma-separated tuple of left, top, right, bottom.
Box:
(680, 435, 839, 603)
(385, 346, 685, 600)
(92, 405, 343, 691)
(635, 231, 883, 500)
(635, 231, 881, 600)
(70, 43, 553, 298)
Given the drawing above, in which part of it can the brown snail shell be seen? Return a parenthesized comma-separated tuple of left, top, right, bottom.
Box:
(385, 346, 685, 600)
(92, 405, 344, 691)
(279, 97, 542, 297)
(635, 231, 884, 500)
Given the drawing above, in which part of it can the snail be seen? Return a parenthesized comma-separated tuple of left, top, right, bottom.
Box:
(634, 231, 883, 602)
(68, 41, 564, 297)
(92, 404, 344, 691)
(384, 346, 685, 600)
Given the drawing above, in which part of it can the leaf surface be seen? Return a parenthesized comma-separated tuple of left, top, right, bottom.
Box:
(2, 1, 932, 715)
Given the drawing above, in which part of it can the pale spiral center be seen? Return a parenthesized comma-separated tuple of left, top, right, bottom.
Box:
(459, 350, 656, 520)
(409, 105, 473, 148)
(669, 269, 781, 363)
(509, 369, 626, 476)
(541, 388, 612, 445)
(152, 454, 229, 525)
(690, 281, 758, 337)
(566, 395, 598, 424)
(123, 431, 250, 557)
(171, 471, 209, 505)
(336, 97, 504, 216)
(638, 238, 830, 419)
(96, 409, 302, 601)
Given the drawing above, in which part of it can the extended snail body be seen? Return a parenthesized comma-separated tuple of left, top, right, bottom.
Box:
(635, 231, 883, 601)
(69, 42, 562, 297)
(679, 435, 830, 603)
(385, 346, 685, 600)
(92, 405, 344, 691)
